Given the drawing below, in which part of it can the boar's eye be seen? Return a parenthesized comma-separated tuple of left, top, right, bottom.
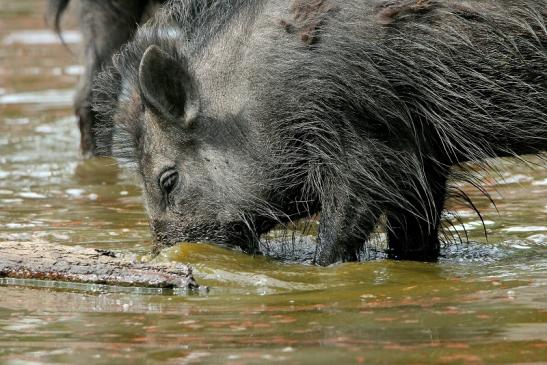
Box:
(159, 169, 178, 196)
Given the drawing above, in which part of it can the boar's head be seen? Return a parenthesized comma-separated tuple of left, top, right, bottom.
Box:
(94, 45, 313, 253)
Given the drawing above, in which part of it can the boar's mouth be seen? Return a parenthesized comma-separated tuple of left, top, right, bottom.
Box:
(151, 217, 279, 255)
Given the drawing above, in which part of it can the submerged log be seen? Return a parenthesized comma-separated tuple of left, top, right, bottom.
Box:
(0, 241, 198, 289)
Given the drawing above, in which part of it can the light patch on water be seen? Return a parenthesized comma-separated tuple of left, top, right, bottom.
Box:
(4, 317, 47, 331)
(443, 210, 479, 219)
(5, 223, 36, 229)
(0, 89, 74, 106)
(51, 233, 70, 241)
(5, 118, 30, 125)
(50, 66, 84, 77)
(6, 359, 47, 365)
(527, 234, 546, 244)
(509, 243, 531, 249)
(447, 220, 496, 231)
(29, 170, 52, 178)
(1, 168, 56, 179)
(1, 199, 23, 204)
(34, 125, 55, 133)
(499, 174, 534, 185)
(0, 189, 14, 195)
(19, 192, 46, 199)
(5, 360, 49, 365)
(503, 226, 547, 233)
(64, 65, 84, 76)
(532, 178, 547, 186)
(0, 232, 32, 241)
(65, 188, 85, 197)
(2, 30, 81, 45)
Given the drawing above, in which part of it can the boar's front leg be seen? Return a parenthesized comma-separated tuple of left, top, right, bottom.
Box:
(314, 195, 379, 266)
(75, 1, 152, 156)
(385, 163, 449, 261)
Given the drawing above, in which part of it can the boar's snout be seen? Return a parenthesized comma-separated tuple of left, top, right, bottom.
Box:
(150, 217, 263, 254)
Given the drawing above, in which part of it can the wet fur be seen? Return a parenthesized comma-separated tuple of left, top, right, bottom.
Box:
(93, 0, 546, 265)
(279, 0, 339, 45)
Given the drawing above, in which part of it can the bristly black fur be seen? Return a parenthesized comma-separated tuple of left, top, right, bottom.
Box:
(93, 0, 546, 264)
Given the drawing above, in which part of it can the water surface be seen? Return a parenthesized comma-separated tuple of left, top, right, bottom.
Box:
(0, 1, 546, 364)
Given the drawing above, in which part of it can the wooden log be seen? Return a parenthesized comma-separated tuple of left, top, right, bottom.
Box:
(0, 241, 199, 289)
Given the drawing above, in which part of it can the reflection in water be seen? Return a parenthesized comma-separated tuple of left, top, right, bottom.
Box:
(2, 30, 81, 45)
(0, 89, 75, 106)
(0, 1, 546, 364)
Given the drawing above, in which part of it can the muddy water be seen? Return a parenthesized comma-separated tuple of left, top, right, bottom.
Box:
(1, 1, 546, 364)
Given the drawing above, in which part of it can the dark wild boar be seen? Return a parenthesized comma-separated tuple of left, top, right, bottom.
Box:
(93, 0, 546, 265)
(47, 0, 167, 156)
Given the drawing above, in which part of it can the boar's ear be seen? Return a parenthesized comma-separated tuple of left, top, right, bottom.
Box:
(138, 45, 198, 128)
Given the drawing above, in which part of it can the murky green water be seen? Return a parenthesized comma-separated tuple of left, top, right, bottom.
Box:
(1, 1, 546, 364)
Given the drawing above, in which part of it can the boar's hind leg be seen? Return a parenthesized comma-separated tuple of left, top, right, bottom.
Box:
(75, 1, 152, 156)
(386, 164, 449, 261)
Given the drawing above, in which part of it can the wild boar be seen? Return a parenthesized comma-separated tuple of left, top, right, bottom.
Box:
(93, 0, 546, 265)
(47, 0, 166, 156)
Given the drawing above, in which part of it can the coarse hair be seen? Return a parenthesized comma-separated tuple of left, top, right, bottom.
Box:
(93, 0, 546, 259)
